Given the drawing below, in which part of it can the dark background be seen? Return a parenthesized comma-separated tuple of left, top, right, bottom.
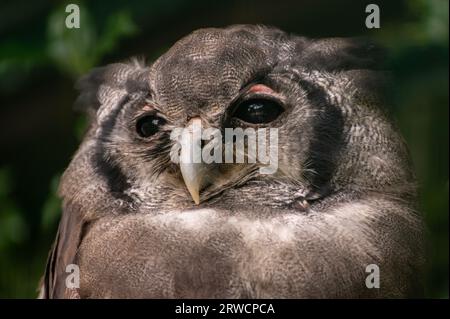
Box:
(0, 0, 448, 298)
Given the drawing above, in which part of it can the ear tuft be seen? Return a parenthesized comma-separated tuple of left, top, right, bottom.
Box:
(298, 37, 386, 72)
(74, 60, 148, 117)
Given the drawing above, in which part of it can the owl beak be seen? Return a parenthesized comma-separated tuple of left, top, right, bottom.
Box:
(179, 118, 211, 205)
(180, 161, 208, 205)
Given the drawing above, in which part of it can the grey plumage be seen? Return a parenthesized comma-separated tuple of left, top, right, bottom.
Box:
(40, 25, 424, 298)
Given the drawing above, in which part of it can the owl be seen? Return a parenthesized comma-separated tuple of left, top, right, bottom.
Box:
(40, 25, 424, 298)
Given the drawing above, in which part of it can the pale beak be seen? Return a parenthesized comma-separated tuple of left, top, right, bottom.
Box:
(178, 118, 250, 204)
(179, 118, 212, 204)
(180, 161, 210, 205)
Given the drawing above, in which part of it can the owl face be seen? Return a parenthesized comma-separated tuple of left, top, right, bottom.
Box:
(45, 25, 422, 299)
(68, 25, 399, 213)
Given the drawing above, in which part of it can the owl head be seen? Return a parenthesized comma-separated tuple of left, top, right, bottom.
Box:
(60, 25, 415, 216)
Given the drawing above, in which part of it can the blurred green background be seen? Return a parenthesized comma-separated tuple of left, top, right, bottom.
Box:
(0, 0, 448, 298)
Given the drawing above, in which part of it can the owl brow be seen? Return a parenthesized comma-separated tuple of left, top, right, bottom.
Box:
(130, 101, 168, 123)
(143, 94, 169, 114)
(239, 70, 270, 92)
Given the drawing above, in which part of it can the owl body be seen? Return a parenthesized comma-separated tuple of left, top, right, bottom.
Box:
(40, 25, 424, 298)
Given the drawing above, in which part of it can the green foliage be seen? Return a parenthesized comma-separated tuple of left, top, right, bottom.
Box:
(40, 175, 62, 231)
(47, 3, 137, 77)
(0, 1, 137, 93)
(0, 168, 27, 251)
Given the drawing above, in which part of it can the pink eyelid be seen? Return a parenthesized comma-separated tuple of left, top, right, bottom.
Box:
(247, 84, 276, 95)
(142, 105, 155, 112)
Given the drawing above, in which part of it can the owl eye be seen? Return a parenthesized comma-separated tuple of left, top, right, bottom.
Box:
(136, 115, 166, 138)
(232, 98, 284, 124)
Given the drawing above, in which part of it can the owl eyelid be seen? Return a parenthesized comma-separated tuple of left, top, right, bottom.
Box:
(132, 103, 168, 122)
(228, 96, 285, 126)
(242, 92, 285, 105)
(229, 92, 286, 117)
(132, 111, 156, 123)
(237, 83, 286, 106)
(242, 83, 285, 99)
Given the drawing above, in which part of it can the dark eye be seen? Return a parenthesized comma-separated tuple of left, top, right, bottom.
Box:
(232, 98, 284, 124)
(136, 115, 166, 138)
